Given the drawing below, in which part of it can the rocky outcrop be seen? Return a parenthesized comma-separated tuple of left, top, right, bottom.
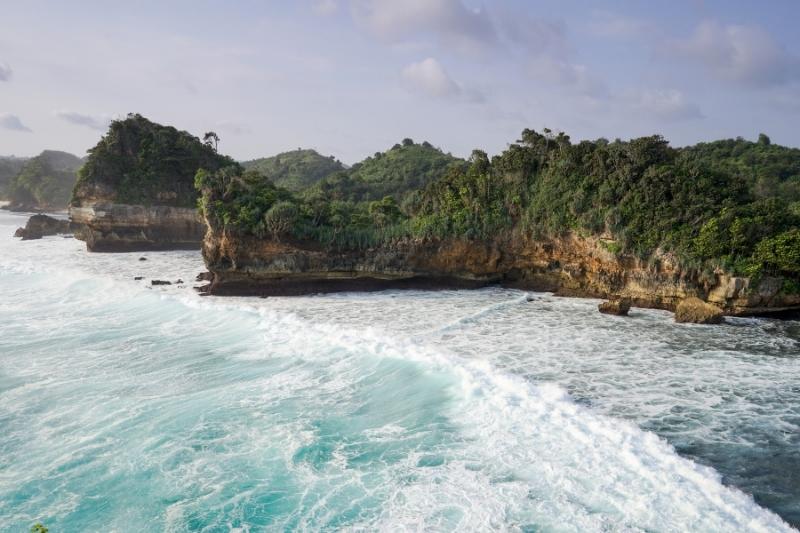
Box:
(675, 297, 724, 324)
(201, 230, 800, 316)
(598, 297, 632, 316)
(14, 214, 76, 240)
(69, 204, 205, 252)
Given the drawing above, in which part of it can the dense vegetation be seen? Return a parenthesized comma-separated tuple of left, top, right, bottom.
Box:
(0, 156, 27, 199)
(72, 114, 235, 207)
(242, 149, 344, 192)
(5, 150, 82, 209)
(198, 129, 800, 284)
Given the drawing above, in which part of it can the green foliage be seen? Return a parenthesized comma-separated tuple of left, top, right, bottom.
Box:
(0, 156, 27, 199)
(242, 149, 344, 192)
(198, 129, 800, 287)
(6, 150, 82, 208)
(31, 523, 48, 533)
(73, 113, 235, 207)
(306, 140, 463, 204)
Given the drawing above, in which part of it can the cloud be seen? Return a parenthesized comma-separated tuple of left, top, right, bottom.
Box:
(663, 21, 800, 87)
(313, 0, 338, 16)
(0, 113, 32, 132)
(531, 58, 608, 99)
(623, 89, 703, 121)
(0, 63, 11, 81)
(402, 57, 461, 98)
(588, 11, 650, 39)
(351, 0, 496, 55)
(55, 110, 111, 131)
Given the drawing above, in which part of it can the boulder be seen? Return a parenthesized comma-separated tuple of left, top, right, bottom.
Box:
(675, 297, 724, 324)
(151, 280, 172, 286)
(14, 214, 73, 240)
(598, 297, 631, 316)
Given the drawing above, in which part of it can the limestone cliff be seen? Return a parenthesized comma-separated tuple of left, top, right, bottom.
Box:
(70, 204, 205, 252)
(69, 113, 235, 252)
(201, 230, 800, 316)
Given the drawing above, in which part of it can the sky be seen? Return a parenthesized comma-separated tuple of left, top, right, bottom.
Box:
(1, 0, 799, 164)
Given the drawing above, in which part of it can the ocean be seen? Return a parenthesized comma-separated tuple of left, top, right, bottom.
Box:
(0, 208, 798, 532)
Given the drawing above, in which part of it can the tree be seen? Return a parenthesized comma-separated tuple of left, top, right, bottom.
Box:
(368, 196, 402, 227)
(203, 131, 220, 152)
(31, 524, 48, 533)
(264, 201, 298, 241)
(402, 138, 414, 147)
(758, 133, 771, 146)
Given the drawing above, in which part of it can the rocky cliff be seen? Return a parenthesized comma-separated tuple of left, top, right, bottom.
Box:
(69, 113, 235, 252)
(70, 204, 205, 252)
(201, 230, 800, 316)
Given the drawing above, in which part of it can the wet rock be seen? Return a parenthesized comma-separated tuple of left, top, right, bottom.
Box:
(134, 276, 144, 281)
(151, 280, 172, 286)
(599, 297, 631, 316)
(675, 297, 724, 324)
(14, 214, 73, 240)
(139, 257, 147, 261)
(176, 279, 184, 284)
(196, 271, 213, 282)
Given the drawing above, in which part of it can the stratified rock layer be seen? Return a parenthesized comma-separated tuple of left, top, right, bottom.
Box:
(70, 204, 205, 252)
(201, 230, 800, 316)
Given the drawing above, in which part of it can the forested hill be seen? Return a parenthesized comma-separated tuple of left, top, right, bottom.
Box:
(197, 129, 800, 285)
(72, 113, 235, 208)
(242, 149, 344, 192)
(0, 156, 28, 199)
(5, 150, 82, 209)
(303, 139, 463, 205)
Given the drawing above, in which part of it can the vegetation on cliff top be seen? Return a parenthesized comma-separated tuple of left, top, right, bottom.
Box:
(197, 129, 800, 285)
(5, 150, 82, 209)
(72, 114, 235, 208)
(242, 149, 345, 192)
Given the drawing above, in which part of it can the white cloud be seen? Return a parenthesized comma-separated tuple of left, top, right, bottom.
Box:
(588, 11, 650, 39)
(623, 89, 703, 121)
(401, 57, 461, 98)
(351, 0, 496, 55)
(664, 21, 800, 87)
(313, 0, 338, 16)
(0, 63, 11, 82)
(531, 58, 608, 99)
(0, 113, 32, 132)
(55, 111, 111, 131)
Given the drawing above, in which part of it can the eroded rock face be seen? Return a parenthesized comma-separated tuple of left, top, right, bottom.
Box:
(675, 297, 724, 324)
(69, 203, 205, 252)
(200, 229, 800, 315)
(14, 214, 76, 240)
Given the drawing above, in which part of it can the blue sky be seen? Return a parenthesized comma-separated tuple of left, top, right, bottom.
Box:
(0, 0, 798, 163)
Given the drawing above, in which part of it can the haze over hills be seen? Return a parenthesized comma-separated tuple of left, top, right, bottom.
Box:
(0, 156, 28, 199)
(4, 150, 83, 209)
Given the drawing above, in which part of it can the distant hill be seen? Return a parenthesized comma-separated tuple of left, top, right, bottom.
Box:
(0, 156, 28, 200)
(5, 150, 83, 209)
(242, 149, 345, 192)
(304, 140, 464, 204)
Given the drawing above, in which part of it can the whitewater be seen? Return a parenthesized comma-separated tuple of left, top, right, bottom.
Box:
(0, 208, 798, 532)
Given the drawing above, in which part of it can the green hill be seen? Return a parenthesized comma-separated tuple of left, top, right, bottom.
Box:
(0, 156, 28, 200)
(5, 150, 82, 209)
(305, 139, 464, 204)
(72, 113, 236, 208)
(242, 149, 344, 192)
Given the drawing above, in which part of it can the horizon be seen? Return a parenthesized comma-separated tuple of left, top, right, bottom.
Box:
(1, 1, 800, 163)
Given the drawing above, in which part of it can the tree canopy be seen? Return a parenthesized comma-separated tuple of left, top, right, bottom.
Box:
(5, 150, 82, 209)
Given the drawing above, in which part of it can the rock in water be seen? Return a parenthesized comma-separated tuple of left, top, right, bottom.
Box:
(151, 280, 172, 286)
(675, 297, 724, 324)
(599, 297, 632, 316)
(14, 214, 73, 240)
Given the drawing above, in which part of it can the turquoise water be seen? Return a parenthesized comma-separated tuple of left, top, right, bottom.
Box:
(0, 209, 798, 532)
